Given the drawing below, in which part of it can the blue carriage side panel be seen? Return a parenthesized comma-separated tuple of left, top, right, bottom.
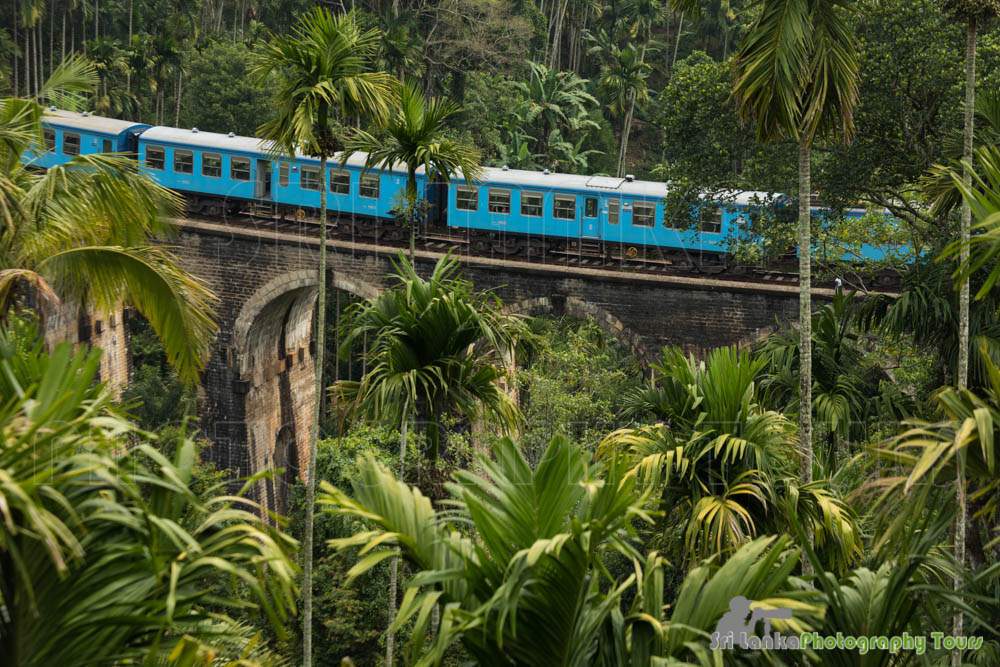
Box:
(27, 110, 149, 169)
(138, 126, 264, 201)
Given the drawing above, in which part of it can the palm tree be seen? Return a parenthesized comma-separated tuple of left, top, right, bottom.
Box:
(596, 43, 651, 177)
(249, 9, 396, 666)
(320, 434, 665, 665)
(509, 61, 599, 159)
(0, 317, 298, 665)
(332, 251, 526, 664)
(0, 57, 217, 385)
(732, 0, 860, 491)
(606, 346, 862, 570)
(345, 81, 484, 261)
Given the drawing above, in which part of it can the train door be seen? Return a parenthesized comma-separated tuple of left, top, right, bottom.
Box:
(581, 196, 600, 238)
(602, 198, 621, 241)
(255, 160, 271, 199)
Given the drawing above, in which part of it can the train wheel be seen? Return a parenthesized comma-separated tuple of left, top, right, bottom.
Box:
(626, 246, 639, 258)
(295, 209, 307, 222)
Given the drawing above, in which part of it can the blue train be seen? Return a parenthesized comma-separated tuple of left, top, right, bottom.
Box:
(27, 109, 899, 266)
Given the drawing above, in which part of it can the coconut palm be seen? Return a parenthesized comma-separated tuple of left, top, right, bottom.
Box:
(319, 434, 665, 666)
(0, 317, 298, 665)
(732, 0, 861, 490)
(332, 251, 526, 664)
(345, 81, 483, 260)
(596, 43, 651, 178)
(249, 9, 396, 666)
(0, 57, 217, 386)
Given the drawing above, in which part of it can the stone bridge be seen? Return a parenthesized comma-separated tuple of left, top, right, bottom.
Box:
(69, 217, 829, 511)
(173, 218, 822, 505)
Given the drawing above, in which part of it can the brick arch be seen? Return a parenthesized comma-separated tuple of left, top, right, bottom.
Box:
(503, 295, 655, 368)
(232, 270, 382, 513)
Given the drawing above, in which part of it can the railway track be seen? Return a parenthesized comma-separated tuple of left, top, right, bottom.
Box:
(184, 207, 897, 290)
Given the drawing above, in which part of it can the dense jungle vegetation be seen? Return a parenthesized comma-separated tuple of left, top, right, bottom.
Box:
(3, 0, 1000, 665)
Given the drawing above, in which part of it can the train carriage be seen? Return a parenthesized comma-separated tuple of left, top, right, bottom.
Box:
(137, 125, 425, 223)
(25, 109, 149, 169)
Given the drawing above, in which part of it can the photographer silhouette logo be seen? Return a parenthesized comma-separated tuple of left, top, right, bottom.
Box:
(710, 596, 798, 650)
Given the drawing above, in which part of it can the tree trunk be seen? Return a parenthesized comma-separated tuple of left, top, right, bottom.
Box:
(549, 0, 569, 70)
(672, 13, 684, 69)
(35, 23, 42, 94)
(49, 3, 54, 82)
(953, 18, 976, 667)
(24, 28, 30, 96)
(302, 153, 329, 667)
(618, 88, 636, 178)
(61, 10, 66, 61)
(175, 68, 182, 127)
(386, 412, 409, 666)
(12, 0, 18, 97)
(93, 0, 97, 43)
(798, 133, 814, 569)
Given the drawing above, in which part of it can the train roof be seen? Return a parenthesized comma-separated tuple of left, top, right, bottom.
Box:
(470, 166, 772, 205)
(43, 109, 149, 135)
(139, 126, 418, 174)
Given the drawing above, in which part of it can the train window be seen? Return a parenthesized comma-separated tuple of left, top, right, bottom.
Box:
(63, 133, 80, 156)
(145, 146, 165, 170)
(279, 163, 289, 187)
(202, 153, 222, 178)
(488, 189, 510, 214)
(301, 166, 321, 190)
(521, 191, 543, 217)
(456, 186, 478, 211)
(633, 202, 656, 227)
(43, 129, 55, 151)
(553, 195, 576, 220)
(608, 199, 620, 225)
(585, 197, 598, 218)
(174, 149, 193, 174)
(360, 174, 379, 198)
(700, 208, 723, 234)
(102, 139, 112, 152)
(330, 170, 350, 195)
(231, 157, 251, 181)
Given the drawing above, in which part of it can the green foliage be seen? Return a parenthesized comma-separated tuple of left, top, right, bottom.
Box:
(515, 316, 644, 463)
(0, 318, 297, 666)
(286, 426, 401, 666)
(122, 313, 196, 431)
(320, 434, 662, 666)
(179, 40, 281, 136)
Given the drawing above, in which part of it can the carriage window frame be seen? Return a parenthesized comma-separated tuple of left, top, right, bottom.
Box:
(330, 170, 351, 195)
(553, 194, 576, 220)
(62, 132, 80, 156)
(300, 166, 321, 191)
(487, 188, 511, 214)
(607, 199, 620, 225)
(632, 202, 656, 228)
(585, 197, 598, 218)
(145, 146, 165, 170)
(521, 191, 543, 217)
(700, 208, 723, 234)
(173, 149, 193, 174)
(279, 163, 289, 187)
(202, 152, 222, 178)
(102, 139, 113, 152)
(456, 186, 479, 211)
(359, 174, 380, 199)
(43, 129, 56, 151)
(231, 156, 251, 181)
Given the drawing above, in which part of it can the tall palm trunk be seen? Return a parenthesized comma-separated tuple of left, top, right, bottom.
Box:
(549, 0, 569, 69)
(798, 134, 813, 484)
(175, 69, 182, 127)
(672, 13, 684, 69)
(302, 153, 328, 667)
(953, 19, 976, 667)
(617, 88, 636, 178)
(407, 170, 417, 261)
(386, 410, 408, 666)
